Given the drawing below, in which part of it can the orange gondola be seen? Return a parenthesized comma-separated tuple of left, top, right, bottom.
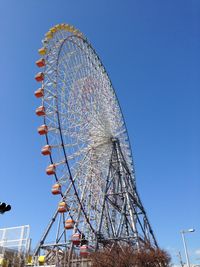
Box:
(51, 183, 61, 195)
(65, 219, 75, 230)
(58, 202, 67, 213)
(36, 106, 45, 116)
(34, 88, 44, 98)
(46, 164, 56, 175)
(41, 145, 51, 155)
(38, 125, 48, 135)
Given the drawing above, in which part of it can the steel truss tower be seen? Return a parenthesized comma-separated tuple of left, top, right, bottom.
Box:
(33, 138, 157, 265)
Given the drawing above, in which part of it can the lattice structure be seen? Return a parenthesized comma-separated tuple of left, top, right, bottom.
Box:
(0, 225, 30, 254)
(0, 225, 30, 266)
(33, 23, 158, 266)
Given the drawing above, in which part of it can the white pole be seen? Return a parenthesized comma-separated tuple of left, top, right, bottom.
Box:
(181, 231, 190, 267)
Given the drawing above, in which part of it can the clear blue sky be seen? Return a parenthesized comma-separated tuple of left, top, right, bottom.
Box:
(0, 0, 199, 265)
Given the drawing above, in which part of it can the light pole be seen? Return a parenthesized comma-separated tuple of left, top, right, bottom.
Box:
(180, 228, 195, 267)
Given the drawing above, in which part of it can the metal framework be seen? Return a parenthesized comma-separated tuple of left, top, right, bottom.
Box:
(34, 23, 157, 266)
(0, 225, 31, 266)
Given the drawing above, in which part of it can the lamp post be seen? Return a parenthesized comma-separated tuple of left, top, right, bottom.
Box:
(180, 228, 195, 267)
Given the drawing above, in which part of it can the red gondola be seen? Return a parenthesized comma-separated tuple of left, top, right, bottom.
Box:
(71, 233, 81, 246)
(36, 58, 45, 68)
(36, 106, 45, 116)
(34, 88, 44, 98)
(80, 245, 89, 257)
(38, 125, 48, 135)
(35, 72, 44, 82)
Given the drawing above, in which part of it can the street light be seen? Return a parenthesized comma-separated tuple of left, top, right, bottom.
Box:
(180, 228, 195, 267)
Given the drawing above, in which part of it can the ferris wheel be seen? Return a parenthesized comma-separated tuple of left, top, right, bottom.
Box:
(34, 23, 157, 265)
